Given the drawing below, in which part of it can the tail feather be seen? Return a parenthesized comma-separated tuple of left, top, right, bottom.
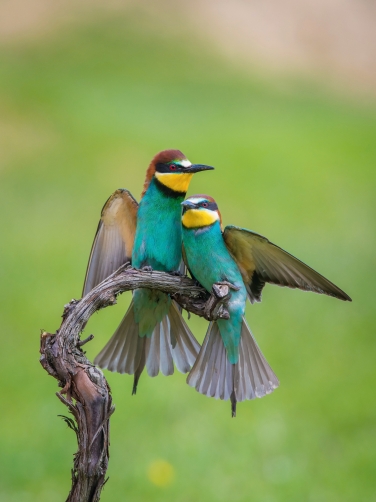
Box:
(94, 299, 200, 386)
(187, 317, 279, 414)
(132, 338, 146, 395)
(168, 302, 200, 373)
(94, 301, 142, 374)
(238, 318, 279, 400)
(116, 316, 143, 374)
(188, 322, 233, 400)
(159, 316, 174, 376)
(144, 325, 160, 377)
(199, 336, 218, 397)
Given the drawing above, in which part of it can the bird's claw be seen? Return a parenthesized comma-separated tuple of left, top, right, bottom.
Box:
(171, 270, 183, 277)
(141, 265, 153, 272)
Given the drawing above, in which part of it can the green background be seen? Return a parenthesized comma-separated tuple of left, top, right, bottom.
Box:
(0, 7, 375, 502)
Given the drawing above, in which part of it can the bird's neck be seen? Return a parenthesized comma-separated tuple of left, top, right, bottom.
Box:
(183, 219, 222, 239)
(141, 177, 186, 212)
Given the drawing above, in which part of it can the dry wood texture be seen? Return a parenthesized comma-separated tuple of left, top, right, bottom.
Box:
(39, 263, 232, 502)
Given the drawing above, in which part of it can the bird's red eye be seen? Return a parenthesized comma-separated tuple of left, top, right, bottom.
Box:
(202, 202, 208, 208)
(170, 164, 177, 171)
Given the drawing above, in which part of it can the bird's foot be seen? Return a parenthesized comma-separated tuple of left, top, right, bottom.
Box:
(171, 270, 183, 277)
(141, 265, 153, 272)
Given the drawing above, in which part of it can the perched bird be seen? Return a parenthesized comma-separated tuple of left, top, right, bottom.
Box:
(83, 150, 214, 393)
(181, 195, 351, 416)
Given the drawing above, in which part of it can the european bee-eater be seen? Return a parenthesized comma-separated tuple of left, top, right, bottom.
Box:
(83, 150, 214, 392)
(181, 195, 351, 416)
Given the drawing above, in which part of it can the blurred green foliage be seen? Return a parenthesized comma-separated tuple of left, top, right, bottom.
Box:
(0, 9, 375, 502)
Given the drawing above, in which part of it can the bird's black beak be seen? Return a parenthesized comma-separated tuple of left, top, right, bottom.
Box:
(181, 200, 197, 213)
(187, 164, 215, 173)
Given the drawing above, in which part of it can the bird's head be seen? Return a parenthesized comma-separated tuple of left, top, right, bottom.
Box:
(142, 150, 214, 197)
(181, 195, 222, 230)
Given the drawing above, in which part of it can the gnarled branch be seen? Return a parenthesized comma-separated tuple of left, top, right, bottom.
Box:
(39, 263, 232, 502)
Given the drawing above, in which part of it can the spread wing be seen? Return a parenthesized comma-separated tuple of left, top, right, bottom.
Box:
(223, 225, 351, 303)
(82, 189, 138, 296)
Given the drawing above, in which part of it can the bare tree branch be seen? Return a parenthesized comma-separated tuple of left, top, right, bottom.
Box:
(39, 263, 232, 502)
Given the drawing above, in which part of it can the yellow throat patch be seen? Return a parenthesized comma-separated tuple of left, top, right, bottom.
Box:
(155, 172, 193, 193)
(182, 208, 219, 228)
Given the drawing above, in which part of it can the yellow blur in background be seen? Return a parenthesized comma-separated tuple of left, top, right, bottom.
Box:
(148, 460, 175, 487)
(0, 1, 375, 501)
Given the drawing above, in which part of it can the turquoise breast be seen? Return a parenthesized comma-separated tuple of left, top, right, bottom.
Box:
(132, 178, 184, 337)
(133, 179, 183, 272)
(182, 221, 247, 363)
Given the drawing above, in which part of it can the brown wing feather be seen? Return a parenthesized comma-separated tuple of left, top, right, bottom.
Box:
(223, 225, 351, 303)
(82, 189, 138, 296)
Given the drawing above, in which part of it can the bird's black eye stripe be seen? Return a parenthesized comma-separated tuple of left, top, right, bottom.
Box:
(200, 201, 218, 211)
(156, 162, 182, 173)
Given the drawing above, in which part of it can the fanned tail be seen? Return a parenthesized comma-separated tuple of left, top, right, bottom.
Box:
(168, 302, 200, 373)
(94, 300, 200, 394)
(94, 300, 143, 374)
(187, 318, 279, 416)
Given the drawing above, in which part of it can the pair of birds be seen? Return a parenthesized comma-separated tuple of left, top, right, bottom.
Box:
(83, 149, 351, 416)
